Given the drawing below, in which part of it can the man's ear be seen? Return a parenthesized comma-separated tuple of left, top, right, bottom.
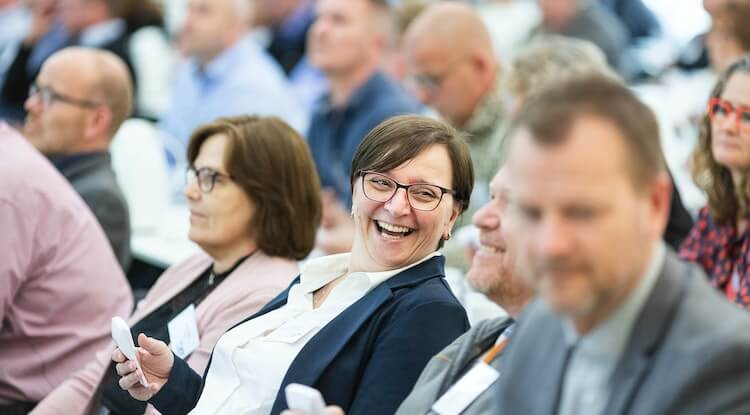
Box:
(83, 106, 113, 143)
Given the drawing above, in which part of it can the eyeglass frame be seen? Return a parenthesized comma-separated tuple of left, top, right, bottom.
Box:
(358, 170, 455, 212)
(28, 83, 101, 109)
(404, 56, 469, 94)
(707, 97, 750, 132)
(185, 166, 234, 193)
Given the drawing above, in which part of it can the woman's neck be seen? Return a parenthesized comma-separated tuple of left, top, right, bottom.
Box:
(206, 241, 258, 274)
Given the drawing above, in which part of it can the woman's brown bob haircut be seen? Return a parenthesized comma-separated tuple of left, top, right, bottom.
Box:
(350, 114, 474, 214)
(187, 115, 322, 260)
(692, 55, 750, 225)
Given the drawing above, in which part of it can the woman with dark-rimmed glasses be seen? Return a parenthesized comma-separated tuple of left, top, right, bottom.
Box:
(680, 56, 750, 310)
(112, 115, 473, 415)
(33, 115, 321, 414)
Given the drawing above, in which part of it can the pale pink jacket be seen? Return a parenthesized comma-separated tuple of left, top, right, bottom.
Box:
(31, 250, 299, 415)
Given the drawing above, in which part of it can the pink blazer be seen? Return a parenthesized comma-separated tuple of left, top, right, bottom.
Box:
(31, 250, 299, 415)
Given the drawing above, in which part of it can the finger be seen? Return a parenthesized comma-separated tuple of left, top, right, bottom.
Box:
(111, 348, 126, 363)
(328, 406, 346, 415)
(115, 360, 136, 376)
(138, 333, 166, 354)
(119, 370, 144, 390)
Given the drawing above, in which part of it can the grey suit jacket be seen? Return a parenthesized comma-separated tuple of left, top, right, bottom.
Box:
(495, 250, 750, 415)
(58, 151, 131, 270)
(396, 316, 514, 415)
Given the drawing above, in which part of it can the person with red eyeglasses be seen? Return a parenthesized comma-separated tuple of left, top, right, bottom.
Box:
(680, 55, 750, 310)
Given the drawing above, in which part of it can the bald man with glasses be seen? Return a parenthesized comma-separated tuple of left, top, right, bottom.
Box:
(24, 46, 133, 270)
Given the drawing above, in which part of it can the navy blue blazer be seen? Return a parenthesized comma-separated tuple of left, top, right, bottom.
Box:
(150, 255, 469, 415)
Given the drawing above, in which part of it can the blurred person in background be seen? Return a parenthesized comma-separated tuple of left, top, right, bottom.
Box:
(31, 115, 321, 415)
(706, 1, 750, 73)
(113, 115, 471, 415)
(535, 0, 628, 77)
(309, 0, 420, 254)
(680, 56, 750, 311)
(381, 0, 426, 83)
(23, 47, 132, 270)
(0, 123, 132, 413)
(159, 0, 305, 174)
(0, 0, 136, 123)
(503, 36, 694, 251)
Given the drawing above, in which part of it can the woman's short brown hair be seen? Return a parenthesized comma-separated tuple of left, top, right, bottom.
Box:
(692, 55, 750, 225)
(350, 114, 474, 214)
(187, 115, 322, 260)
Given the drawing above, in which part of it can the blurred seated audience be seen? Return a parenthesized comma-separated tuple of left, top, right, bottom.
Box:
(253, 0, 315, 75)
(31, 115, 321, 415)
(534, 0, 628, 77)
(306, 0, 420, 209)
(0, 0, 136, 123)
(113, 115, 472, 415)
(706, 0, 750, 73)
(159, 0, 305, 174)
(680, 56, 750, 311)
(598, 0, 660, 45)
(504, 36, 694, 250)
(23, 47, 132, 270)
(0, 123, 132, 412)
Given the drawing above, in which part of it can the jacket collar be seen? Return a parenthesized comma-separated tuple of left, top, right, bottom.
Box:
(50, 151, 110, 181)
(602, 250, 690, 415)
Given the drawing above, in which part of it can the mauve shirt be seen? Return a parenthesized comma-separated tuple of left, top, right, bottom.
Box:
(0, 123, 133, 402)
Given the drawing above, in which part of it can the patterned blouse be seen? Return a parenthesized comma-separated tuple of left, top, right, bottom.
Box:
(679, 206, 750, 310)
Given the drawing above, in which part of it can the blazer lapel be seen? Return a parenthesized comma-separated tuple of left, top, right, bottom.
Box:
(271, 255, 447, 413)
(604, 252, 690, 415)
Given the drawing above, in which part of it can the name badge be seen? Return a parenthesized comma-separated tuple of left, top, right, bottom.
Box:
(168, 304, 200, 359)
(430, 362, 500, 415)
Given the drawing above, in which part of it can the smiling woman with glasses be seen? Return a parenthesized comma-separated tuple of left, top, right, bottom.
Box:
(680, 56, 750, 311)
(112, 114, 474, 415)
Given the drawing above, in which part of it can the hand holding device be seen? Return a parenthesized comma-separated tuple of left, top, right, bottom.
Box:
(111, 317, 149, 387)
(285, 383, 328, 415)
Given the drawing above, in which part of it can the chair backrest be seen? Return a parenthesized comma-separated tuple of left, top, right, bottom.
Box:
(111, 118, 170, 232)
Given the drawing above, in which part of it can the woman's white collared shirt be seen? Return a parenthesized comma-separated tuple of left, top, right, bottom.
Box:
(189, 252, 441, 414)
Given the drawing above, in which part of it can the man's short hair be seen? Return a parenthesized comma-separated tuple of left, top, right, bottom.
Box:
(504, 76, 666, 191)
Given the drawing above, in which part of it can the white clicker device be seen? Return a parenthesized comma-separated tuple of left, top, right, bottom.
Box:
(285, 383, 328, 415)
(111, 316, 149, 387)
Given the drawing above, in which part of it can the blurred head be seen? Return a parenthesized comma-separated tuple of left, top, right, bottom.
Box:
(381, 0, 427, 82)
(504, 35, 618, 115)
(403, 2, 497, 128)
(707, 1, 750, 72)
(24, 47, 133, 156)
(251, 0, 302, 27)
(692, 56, 750, 225)
(181, 0, 251, 64)
(537, 0, 582, 30)
(58, 0, 117, 33)
(186, 115, 322, 260)
(468, 166, 534, 317)
(504, 77, 670, 334)
(308, 0, 389, 78)
(348, 115, 473, 272)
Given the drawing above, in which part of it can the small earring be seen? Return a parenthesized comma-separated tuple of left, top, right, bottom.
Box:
(444, 231, 452, 241)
